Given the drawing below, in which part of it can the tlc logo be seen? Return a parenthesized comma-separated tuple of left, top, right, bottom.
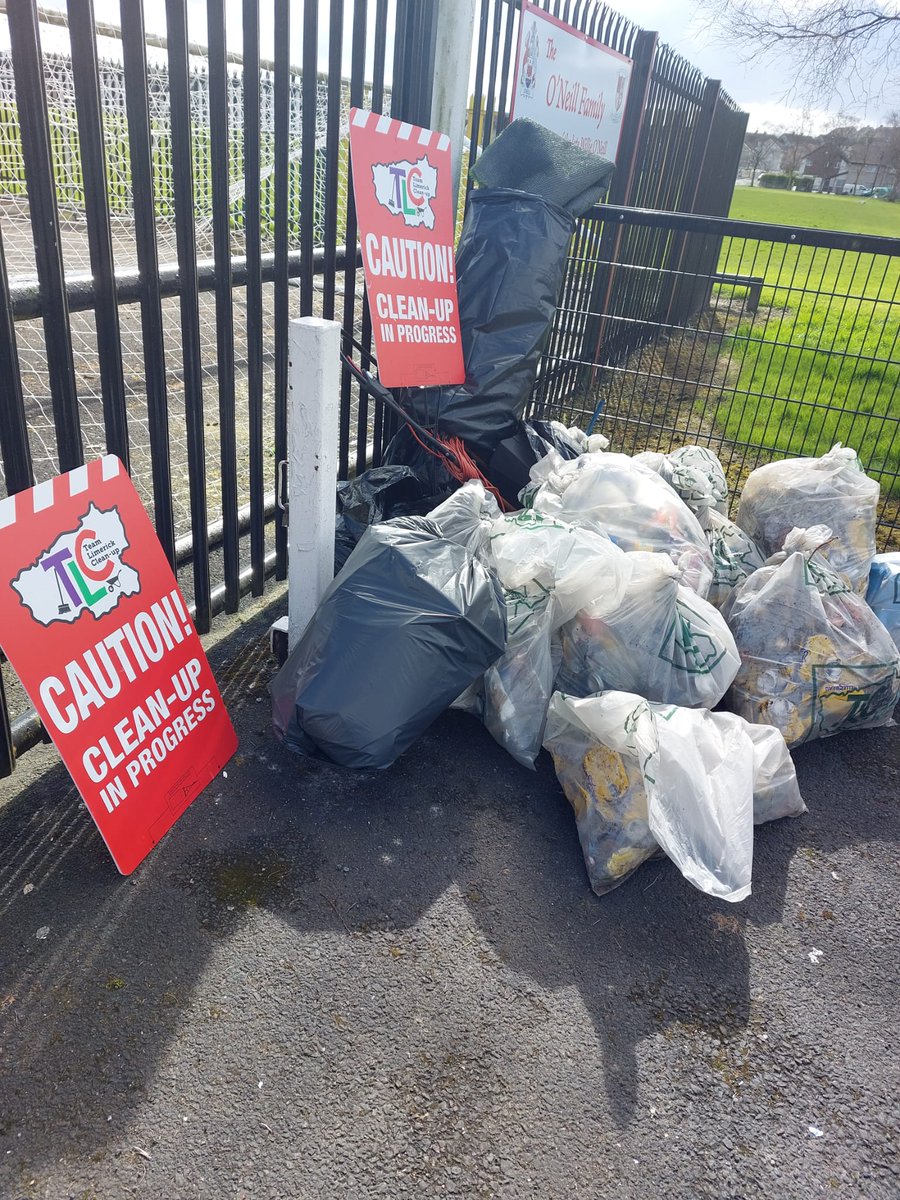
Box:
(372, 155, 437, 228)
(389, 163, 428, 211)
(386, 160, 434, 214)
(43, 529, 122, 609)
(12, 503, 141, 627)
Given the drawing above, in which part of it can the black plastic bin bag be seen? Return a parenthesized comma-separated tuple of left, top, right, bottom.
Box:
(401, 189, 576, 461)
(334, 465, 424, 571)
(271, 518, 507, 769)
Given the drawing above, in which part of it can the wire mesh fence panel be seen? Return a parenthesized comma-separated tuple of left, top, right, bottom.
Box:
(533, 206, 900, 552)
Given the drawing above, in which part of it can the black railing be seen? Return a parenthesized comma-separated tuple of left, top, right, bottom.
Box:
(533, 204, 900, 554)
(0, 0, 433, 779)
(467, 1, 749, 417)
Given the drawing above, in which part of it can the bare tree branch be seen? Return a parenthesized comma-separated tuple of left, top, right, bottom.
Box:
(700, 1, 900, 106)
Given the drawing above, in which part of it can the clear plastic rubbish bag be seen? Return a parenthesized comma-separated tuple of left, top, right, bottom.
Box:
(271, 518, 507, 769)
(464, 509, 633, 768)
(426, 480, 501, 563)
(737, 444, 879, 593)
(706, 509, 766, 610)
(724, 526, 900, 747)
(526, 451, 714, 596)
(865, 553, 900, 651)
(555, 551, 740, 708)
(634, 444, 728, 530)
(543, 691, 756, 902)
(745, 723, 806, 825)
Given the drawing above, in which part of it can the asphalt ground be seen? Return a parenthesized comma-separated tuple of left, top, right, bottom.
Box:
(0, 586, 897, 1200)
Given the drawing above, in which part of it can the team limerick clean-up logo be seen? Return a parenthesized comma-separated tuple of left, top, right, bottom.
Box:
(11, 503, 140, 626)
(372, 155, 437, 229)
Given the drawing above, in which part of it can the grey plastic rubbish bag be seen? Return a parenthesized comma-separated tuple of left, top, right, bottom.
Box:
(334, 465, 425, 571)
(737, 444, 878, 593)
(271, 519, 507, 769)
(724, 526, 900, 747)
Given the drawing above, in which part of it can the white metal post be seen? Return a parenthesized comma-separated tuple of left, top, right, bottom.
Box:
(430, 0, 478, 213)
(286, 316, 341, 652)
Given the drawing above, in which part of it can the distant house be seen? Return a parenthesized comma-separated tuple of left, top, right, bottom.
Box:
(801, 127, 899, 194)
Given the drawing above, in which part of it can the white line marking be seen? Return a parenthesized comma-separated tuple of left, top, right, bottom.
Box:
(101, 455, 120, 480)
(376, 114, 392, 133)
(351, 108, 369, 127)
(437, 133, 449, 152)
(417, 128, 432, 146)
(0, 496, 15, 529)
(398, 122, 412, 140)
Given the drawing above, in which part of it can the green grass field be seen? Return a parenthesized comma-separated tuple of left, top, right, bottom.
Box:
(729, 186, 900, 238)
(712, 187, 900, 496)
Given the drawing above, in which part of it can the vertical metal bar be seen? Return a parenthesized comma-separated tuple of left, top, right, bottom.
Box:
(467, 0, 491, 176)
(322, 0, 343, 322)
(578, 29, 657, 396)
(392, 0, 438, 126)
(242, 0, 265, 597)
(165, 0, 211, 632)
(7, 0, 82, 473)
(495, 0, 518, 132)
(299, 0, 318, 317)
(481, 0, 505, 148)
(366, 0, 388, 463)
(0, 222, 33, 496)
(207, 0, 240, 612)
(273, 0, 290, 579)
(67, 0, 129, 468)
(120, 0, 175, 563)
(342, 0, 368, 476)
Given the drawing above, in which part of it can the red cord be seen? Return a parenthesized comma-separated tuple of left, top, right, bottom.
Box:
(407, 424, 512, 512)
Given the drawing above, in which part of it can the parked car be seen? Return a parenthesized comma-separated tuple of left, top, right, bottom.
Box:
(872, 186, 894, 200)
(843, 184, 872, 196)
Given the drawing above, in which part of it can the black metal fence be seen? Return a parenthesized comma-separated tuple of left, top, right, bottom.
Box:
(531, 204, 900, 551)
(0, 0, 438, 778)
(466, 1, 749, 412)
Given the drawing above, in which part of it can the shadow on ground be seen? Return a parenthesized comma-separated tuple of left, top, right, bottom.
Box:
(0, 593, 897, 1178)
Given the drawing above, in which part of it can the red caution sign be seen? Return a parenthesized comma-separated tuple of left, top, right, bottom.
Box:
(0, 457, 237, 874)
(349, 107, 465, 388)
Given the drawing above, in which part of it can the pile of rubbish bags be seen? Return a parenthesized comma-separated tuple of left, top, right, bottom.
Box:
(273, 438, 900, 905)
(273, 117, 898, 905)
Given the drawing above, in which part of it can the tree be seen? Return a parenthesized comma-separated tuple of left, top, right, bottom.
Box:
(741, 130, 780, 183)
(701, 2, 900, 107)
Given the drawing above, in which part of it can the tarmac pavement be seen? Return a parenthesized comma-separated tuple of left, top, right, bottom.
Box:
(0, 587, 897, 1199)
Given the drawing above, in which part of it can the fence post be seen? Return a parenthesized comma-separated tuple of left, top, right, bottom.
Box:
(431, 0, 477, 209)
(579, 29, 658, 395)
(285, 317, 341, 653)
(663, 77, 721, 325)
